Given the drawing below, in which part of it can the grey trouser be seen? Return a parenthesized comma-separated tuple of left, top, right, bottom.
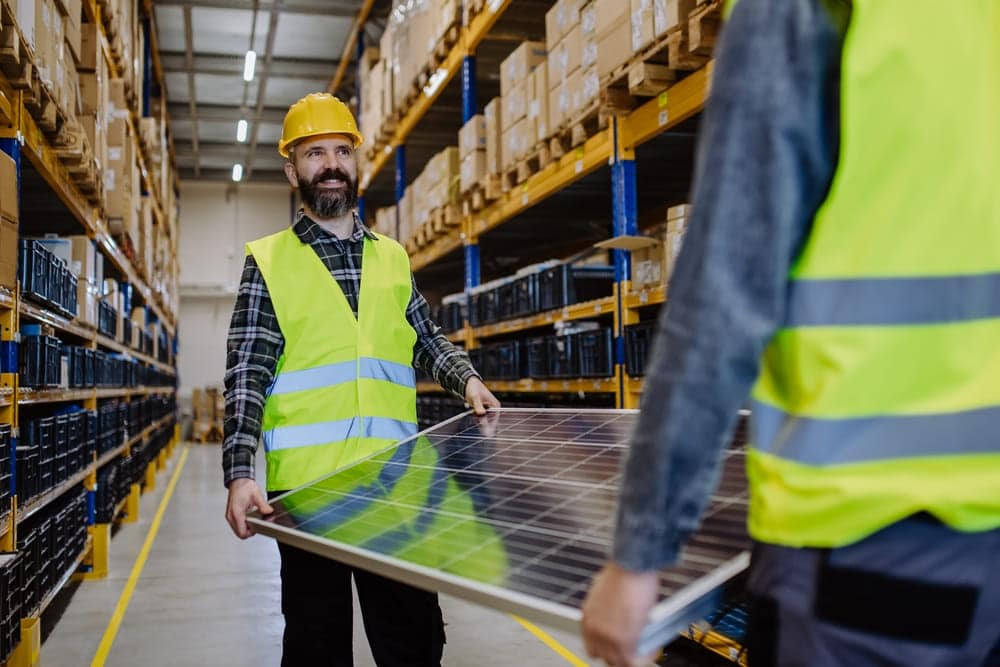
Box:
(745, 515, 1000, 666)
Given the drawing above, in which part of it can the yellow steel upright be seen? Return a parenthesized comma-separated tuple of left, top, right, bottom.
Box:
(78, 522, 110, 581)
(144, 461, 156, 491)
(8, 617, 40, 667)
(0, 283, 17, 553)
(122, 483, 141, 524)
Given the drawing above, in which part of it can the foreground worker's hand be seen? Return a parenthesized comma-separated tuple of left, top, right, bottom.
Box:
(465, 377, 501, 415)
(225, 477, 274, 539)
(581, 562, 660, 666)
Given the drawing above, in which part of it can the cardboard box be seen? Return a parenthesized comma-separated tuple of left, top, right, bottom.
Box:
(0, 152, 15, 221)
(597, 18, 633, 80)
(17, 0, 35, 54)
(546, 0, 583, 48)
(530, 64, 550, 142)
(581, 1, 597, 36)
(595, 0, 630, 38)
(549, 82, 567, 132)
(459, 115, 486, 157)
(484, 98, 502, 175)
(63, 0, 81, 63)
(68, 235, 97, 284)
(566, 68, 584, 117)
(631, 0, 655, 53)
(655, 0, 696, 37)
(582, 67, 600, 106)
(75, 280, 97, 326)
(0, 218, 16, 289)
(500, 41, 546, 97)
(596, 233, 667, 289)
(501, 79, 527, 131)
(460, 150, 487, 193)
(79, 22, 99, 71)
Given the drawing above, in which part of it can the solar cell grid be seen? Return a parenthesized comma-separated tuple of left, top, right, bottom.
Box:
(249, 408, 750, 654)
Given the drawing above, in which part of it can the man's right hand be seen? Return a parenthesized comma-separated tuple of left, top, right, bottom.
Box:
(225, 477, 274, 539)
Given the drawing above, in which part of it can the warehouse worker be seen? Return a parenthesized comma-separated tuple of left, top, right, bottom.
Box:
(222, 92, 500, 666)
(581, 1, 1000, 665)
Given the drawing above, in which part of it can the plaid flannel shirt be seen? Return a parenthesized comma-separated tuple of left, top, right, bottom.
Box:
(222, 212, 477, 486)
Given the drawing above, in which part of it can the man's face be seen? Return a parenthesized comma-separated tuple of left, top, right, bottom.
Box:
(283, 134, 359, 219)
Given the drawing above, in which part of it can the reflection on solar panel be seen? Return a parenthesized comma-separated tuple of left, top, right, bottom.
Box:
(248, 408, 750, 655)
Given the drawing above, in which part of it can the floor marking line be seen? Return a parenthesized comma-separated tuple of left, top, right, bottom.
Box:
(91, 446, 190, 667)
(510, 614, 589, 666)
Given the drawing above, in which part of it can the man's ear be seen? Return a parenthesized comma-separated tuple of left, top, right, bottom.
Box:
(283, 161, 298, 188)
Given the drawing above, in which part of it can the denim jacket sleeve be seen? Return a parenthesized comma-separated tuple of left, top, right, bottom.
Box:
(612, 0, 850, 571)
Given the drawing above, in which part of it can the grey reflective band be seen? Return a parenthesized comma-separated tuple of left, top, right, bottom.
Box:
(785, 272, 1000, 327)
(269, 358, 416, 396)
(750, 400, 1000, 466)
(263, 416, 418, 452)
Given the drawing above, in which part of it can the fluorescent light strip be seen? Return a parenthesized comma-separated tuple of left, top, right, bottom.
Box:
(232, 164, 243, 182)
(236, 119, 248, 143)
(243, 50, 257, 82)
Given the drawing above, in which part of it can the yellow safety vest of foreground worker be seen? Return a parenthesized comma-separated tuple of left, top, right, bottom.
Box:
(246, 227, 418, 491)
(744, 0, 1000, 547)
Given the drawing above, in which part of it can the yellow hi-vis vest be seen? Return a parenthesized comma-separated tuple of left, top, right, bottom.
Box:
(246, 227, 418, 491)
(744, 0, 1000, 547)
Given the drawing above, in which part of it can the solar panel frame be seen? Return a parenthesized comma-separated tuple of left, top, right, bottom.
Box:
(247, 407, 750, 656)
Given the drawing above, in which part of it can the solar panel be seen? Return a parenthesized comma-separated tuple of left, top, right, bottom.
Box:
(247, 408, 750, 656)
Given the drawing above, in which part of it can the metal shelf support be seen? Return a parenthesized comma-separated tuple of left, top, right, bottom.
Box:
(611, 117, 638, 407)
(395, 144, 406, 239)
(462, 55, 478, 122)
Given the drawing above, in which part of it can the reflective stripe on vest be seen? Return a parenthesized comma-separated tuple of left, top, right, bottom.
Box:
(247, 226, 419, 491)
(269, 358, 416, 396)
(745, 0, 1000, 547)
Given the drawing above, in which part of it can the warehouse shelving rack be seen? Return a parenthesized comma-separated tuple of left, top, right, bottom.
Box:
(0, 3, 182, 665)
(353, 0, 712, 410)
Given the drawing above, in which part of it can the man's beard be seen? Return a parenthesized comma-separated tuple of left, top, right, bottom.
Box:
(298, 167, 359, 218)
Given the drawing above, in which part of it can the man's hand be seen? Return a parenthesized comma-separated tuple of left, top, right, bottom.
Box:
(465, 376, 500, 415)
(581, 562, 661, 666)
(225, 477, 274, 539)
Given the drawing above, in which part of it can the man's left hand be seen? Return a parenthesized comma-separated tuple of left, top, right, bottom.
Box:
(465, 377, 500, 415)
(581, 562, 661, 666)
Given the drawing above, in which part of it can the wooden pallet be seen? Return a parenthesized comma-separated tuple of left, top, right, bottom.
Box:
(549, 100, 609, 161)
(689, 1, 723, 55)
(462, 173, 501, 216)
(430, 203, 461, 234)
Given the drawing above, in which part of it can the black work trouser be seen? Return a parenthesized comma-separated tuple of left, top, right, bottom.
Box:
(277, 541, 445, 667)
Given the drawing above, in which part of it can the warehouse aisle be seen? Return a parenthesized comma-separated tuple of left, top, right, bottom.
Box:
(40, 444, 593, 667)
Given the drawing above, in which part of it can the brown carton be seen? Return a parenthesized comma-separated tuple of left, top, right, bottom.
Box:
(79, 22, 99, 71)
(500, 41, 546, 97)
(63, 0, 81, 63)
(654, 0, 696, 37)
(631, 0, 655, 53)
(530, 64, 551, 142)
(566, 68, 584, 118)
(484, 98, 502, 175)
(0, 152, 17, 221)
(595, 0, 630, 38)
(460, 151, 487, 194)
(501, 79, 528, 131)
(459, 115, 486, 158)
(0, 218, 16, 289)
(597, 19, 633, 80)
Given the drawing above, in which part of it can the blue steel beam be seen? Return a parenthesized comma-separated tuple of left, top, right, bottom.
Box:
(395, 145, 406, 240)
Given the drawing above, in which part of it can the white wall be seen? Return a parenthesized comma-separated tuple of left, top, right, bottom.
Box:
(177, 181, 294, 399)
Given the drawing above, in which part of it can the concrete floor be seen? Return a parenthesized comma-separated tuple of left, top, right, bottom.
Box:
(39, 443, 596, 666)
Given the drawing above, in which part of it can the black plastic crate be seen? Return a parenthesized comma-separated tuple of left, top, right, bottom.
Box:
(0, 552, 21, 662)
(485, 340, 522, 381)
(511, 274, 538, 317)
(537, 264, 615, 311)
(18, 239, 49, 304)
(547, 335, 578, 379)
(624, 321, 658, 377)
(437, 299, 465, 334)
(525, 337, 548, 379)
(19, 335, 48, 387)
(577, 328, 614, 378)
(497, 282, 517, 321)
(0, 424, 10, 512)
(98, 300, 117, 339)
(16, 445, 39, 503)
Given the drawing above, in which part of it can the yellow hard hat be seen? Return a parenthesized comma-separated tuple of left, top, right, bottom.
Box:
(278, 93, 364, 157)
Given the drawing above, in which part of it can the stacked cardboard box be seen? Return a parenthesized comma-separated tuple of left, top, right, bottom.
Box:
(373, 206, 398, 239)
(595, 0, 632, 81)
(500, 41, 546, 170)
(459, 115, 486, 193)
(484, 98, 502, 176)
(0, 153, 19, 291)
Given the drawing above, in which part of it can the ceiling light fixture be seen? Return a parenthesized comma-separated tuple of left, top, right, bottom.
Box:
(243, 50, 257, 82)
(232, 164, 244, 182)
(236, 119, 248, 143)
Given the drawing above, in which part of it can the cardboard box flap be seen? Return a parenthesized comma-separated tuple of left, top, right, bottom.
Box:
(595, 235, 662, 251)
